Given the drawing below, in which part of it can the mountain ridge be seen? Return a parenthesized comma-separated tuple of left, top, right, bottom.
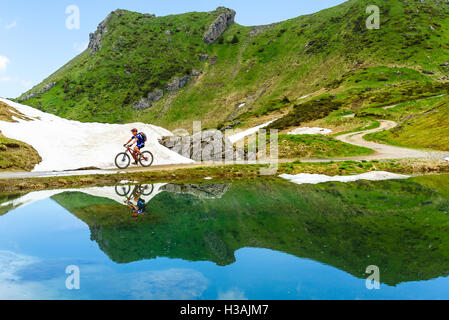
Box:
(16, 0, 449, 133)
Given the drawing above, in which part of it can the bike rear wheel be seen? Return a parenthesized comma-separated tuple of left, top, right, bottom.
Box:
(139, 184, 154, 196)
(139, 151, 154, 167)
(115, 152, 131, 169)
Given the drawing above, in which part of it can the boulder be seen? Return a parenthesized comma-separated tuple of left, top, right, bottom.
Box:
(164, 76, 191, 91)
(158, 130, 248, 161)
(131, 98, 151, 110)
(147, 88, 164, 102)
(203, 7, 236, 44)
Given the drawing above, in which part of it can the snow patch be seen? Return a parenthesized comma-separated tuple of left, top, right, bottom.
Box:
(279, 171, 410, 185)
(228, 119, 278, 143)
(297, 95, 310, 100)
(445, 157, 449, 162)
(237, 103, 246, 109)
(0, 98, 194, 172)
(288, 127, 332, 135)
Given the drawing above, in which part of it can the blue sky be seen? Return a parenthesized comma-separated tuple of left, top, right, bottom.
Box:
(0, 0, 346, 98)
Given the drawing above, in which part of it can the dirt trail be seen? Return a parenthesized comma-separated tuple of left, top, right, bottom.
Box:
(327, 120, 448, 161)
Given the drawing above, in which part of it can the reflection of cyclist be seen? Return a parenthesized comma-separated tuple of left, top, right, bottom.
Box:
(124, 128, 145, 164)
(126, 189, 147, 218)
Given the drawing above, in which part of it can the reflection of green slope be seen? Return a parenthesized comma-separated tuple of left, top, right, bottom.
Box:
(0, 192, 25, 216)
(52, 178, 449, 286)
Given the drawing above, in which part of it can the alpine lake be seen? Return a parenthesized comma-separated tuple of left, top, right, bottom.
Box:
(1, 174, 449, 300)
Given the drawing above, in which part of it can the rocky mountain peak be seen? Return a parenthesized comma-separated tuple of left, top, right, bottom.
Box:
(203, 7, 236, 44)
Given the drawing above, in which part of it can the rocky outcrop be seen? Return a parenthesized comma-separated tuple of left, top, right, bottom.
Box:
(132, 72, 200, 110)
(131, 88, 164, 110)
(88, 10, 124, 55)
(164, 76, 191, 92)
(18, 82, 56, 102)
(160, 183, 232, 199)
(203, 7, 236, 44)
(131, 98, 151, 110)
(148, 88, 164, 102)
(158, 130, 249, 161)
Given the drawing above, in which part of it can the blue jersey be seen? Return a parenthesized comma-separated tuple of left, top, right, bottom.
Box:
(132, 133, 145, 145)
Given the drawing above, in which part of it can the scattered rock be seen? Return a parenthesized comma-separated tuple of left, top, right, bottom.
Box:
(19, 82, 57, 102)
(203, 7, 236, 44)
(165, 76, 191, 92)
(165, 30, 173, 36)
(131, 98, 151, 110)
(199, 54, 209, 61)
(131, 89, 164, 110)
(147, 88, 164, 102)
(422, 70, 435, 75)
(210, 56, 218, 65)
(192, 69, 203, 76)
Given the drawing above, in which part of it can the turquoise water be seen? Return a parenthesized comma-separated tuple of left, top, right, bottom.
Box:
(1, 177, 449, 300)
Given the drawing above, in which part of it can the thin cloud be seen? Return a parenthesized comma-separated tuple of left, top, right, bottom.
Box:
(218, 287, 248, 300)
(5, 20, 17, 29)
(0, 76, 32, 88)
(0, 56, 10, 72)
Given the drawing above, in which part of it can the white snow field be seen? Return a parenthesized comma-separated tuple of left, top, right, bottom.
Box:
(287, 127, 332, 135)
(279, 171, 410, 185)
(0, 98, 194, 171)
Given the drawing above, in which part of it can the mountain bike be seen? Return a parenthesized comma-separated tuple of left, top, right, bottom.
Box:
(115, 146, 154, 169)
(115, 184, 155, 197)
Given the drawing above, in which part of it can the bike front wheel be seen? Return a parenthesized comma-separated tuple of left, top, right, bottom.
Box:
(115, 184, 131, 196)
(139, 151, 154, 167)
(115, 152, 131, 169)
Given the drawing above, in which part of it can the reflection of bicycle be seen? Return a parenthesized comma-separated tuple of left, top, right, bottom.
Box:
(115, 184, 153, 219)
(115, 184, 155, 197)
(115, 146, 154, 169)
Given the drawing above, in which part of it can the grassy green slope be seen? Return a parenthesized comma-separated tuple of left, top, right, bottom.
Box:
(52, 177, 449, 286)
(17, 0, 449, 131)
(366, 95, 449, 151)
(0, 101, 42, 171)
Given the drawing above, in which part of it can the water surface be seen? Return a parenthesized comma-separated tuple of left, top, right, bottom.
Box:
(1, 175, 449, 300)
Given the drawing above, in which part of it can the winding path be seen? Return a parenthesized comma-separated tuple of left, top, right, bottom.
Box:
(302, 120, 449, 162)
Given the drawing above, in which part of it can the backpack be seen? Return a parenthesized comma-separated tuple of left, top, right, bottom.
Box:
(139, 132, 147, 143)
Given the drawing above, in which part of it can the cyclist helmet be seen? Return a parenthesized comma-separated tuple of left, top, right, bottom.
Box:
(131, 128, 138, 133)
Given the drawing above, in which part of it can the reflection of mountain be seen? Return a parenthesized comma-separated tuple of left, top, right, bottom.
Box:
(160, 183, 232, 199)
(0, 192, 25, 216)
(51, 177, 449, 286)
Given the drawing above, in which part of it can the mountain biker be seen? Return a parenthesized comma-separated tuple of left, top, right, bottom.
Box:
(126, 188, 147, 218)
(124, 128, 145, 163)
